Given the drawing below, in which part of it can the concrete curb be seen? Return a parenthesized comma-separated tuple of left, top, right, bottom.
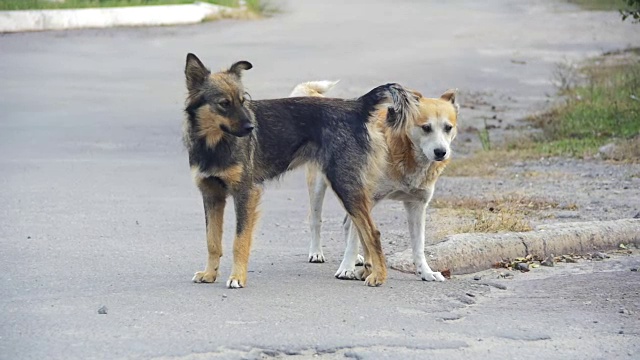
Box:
(388, 219, 640, 275)
(0, 2, 240, 33)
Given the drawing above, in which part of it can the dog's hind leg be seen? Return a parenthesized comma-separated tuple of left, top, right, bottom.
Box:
(192, 177, 228, 283)
(329, 184, 387, 286)
(334, 216, 361, 279)
(350, 205, 386, 286)
(404, 200, 445, 282)
(306, 164, 328, 263)
(227, 186, 263, 288)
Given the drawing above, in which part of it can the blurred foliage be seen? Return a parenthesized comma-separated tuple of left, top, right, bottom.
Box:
(0, 0, 254, 10)
(620, 0, 640, 22)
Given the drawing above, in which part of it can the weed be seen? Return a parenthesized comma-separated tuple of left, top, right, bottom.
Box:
(478, 119, 492, 151)
(523, 51, 640, 160)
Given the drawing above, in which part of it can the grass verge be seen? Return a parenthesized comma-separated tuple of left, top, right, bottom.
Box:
(448, 49, 640, 177)
(528, 51, 640, 159)
(566, 0, 630, 11)
(0, 0, 262, 11)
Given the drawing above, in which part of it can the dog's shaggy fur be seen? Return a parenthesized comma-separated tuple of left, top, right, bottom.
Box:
(183, 54, 420, 288)
(294, 81, 459, 282)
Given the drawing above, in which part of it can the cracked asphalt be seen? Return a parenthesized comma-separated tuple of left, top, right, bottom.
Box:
(1, 0, 639, 358)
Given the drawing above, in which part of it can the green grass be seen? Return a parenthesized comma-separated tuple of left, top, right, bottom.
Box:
(567, 0, 630, 11)
(0, 0, 253, 11)
(527, 55, 640, 158)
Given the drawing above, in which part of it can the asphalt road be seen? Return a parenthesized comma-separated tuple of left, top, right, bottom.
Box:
(1, 1, 639, 359)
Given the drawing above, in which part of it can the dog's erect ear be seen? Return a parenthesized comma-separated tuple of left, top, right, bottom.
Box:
(228, 61, 253, 78)
(410, 90, 423, 101)
(440, 88, 459, 114)
(185, 53, 210, 92)
(385, 106, 398, 128)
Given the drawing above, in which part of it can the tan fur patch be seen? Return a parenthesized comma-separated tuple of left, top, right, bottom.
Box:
(195, 105, 229, 147)
(416, 97, 458, 127)
(423, 159, 450, 187)
(191, 164, 244, 188)
(204, 200, 225, 271)
(349, 199, 387, 286)
(192, 177, 227, 284)
(209, 73, 245, 103)
(386, 128, 418, 179)
(217, 164, 244, 187)
(362, 119, 388, 193)
(228, 187, 263, 287)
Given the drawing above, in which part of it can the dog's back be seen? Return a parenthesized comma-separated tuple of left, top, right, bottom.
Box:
(248, 83, 415, 183)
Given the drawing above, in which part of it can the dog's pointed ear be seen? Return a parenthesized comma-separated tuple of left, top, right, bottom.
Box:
(185, 53, 210, 92)
(410, 90, 423, 101)
(385, 106, 398, 128)
(228, 60, 253, 78)
(440, 88, 459, 114)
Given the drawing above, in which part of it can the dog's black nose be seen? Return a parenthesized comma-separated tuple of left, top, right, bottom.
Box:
(243, 123, 255, 132)
(434, 148, 447, 160)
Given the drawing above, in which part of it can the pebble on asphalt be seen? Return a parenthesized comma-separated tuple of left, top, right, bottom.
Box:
(98, 305, 108, 315)
(591, 252, 609, 260)
(541, 256, 554, 267)
(499, 272, 514, 279)
(516, 262, 530, 272)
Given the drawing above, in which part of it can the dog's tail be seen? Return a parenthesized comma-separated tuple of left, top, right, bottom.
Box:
(359, 83, 420, 130)
(289, 80, 340, 97)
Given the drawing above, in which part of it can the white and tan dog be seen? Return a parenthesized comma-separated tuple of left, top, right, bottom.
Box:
(290, 80, 458, 282)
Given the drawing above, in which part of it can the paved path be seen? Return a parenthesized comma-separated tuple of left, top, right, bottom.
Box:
(1, 1, 639, 358)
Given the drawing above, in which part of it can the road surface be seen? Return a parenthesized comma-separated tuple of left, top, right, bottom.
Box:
(1, 0, 639, 358)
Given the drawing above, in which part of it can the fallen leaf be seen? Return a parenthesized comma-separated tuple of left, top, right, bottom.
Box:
(441, 269, 452, 279)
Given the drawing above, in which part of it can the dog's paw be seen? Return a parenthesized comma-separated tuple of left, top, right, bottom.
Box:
(355, 254, 365, 266)
(355, 266, 372, 281)
(364, 272, 385, 287)
(226, 275, 245, 289)
(192, 270, 217, 283)
(309, 252, 326, 263)
(335, 267, 358, 280)
(419, 271, 446, 282)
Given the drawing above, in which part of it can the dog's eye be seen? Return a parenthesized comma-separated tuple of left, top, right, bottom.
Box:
(444, 124, 453, 133)
(421, 124, 432, 133)
(218, 99, 231, 109)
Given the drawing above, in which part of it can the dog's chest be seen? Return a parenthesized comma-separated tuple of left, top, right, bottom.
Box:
(374, 169, 433, 203)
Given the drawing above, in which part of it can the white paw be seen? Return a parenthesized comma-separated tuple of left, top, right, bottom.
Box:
(355, 254, 365, 266)
(335, 267, 358, 280)
(226, 279, 244, 288)
(308, 252, 326, 263)
(419, 271, 445, 282)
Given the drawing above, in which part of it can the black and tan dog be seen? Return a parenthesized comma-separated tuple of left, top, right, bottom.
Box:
(183, 53, 419, 288)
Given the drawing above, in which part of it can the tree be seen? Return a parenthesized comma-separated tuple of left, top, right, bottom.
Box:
(621, 0, 640, 22)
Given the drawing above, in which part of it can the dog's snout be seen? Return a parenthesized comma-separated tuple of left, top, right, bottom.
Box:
(243, 122, 255, 132)
(434, 148, 447, 160)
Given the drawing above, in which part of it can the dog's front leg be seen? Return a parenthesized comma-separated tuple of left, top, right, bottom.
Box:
(193, 177, 227, 283)
(227, 186, 263, 288)
(404, 201, 445, 282)
(334, 217, 361, 279)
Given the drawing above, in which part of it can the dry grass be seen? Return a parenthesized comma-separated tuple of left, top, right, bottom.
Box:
(433, 192, 575, 213)
(431, 193, 578, 239)
(459, 209, 533, 233)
